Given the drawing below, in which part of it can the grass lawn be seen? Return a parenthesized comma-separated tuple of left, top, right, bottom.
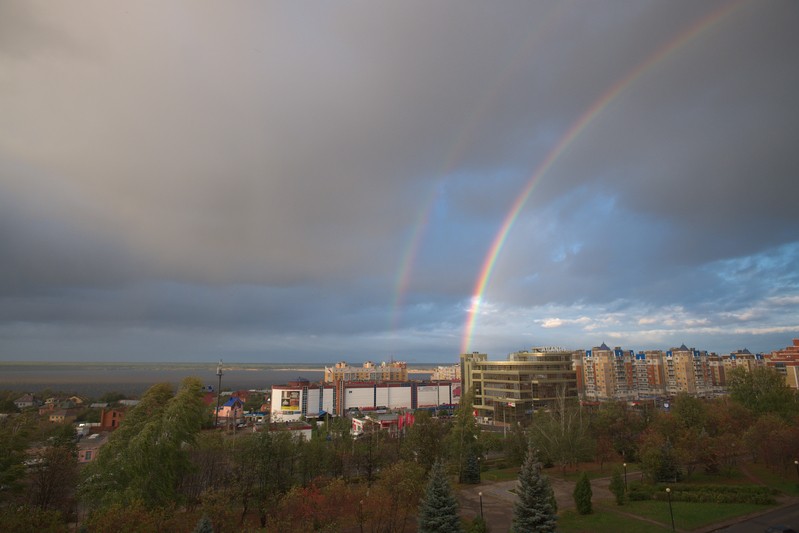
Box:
(558, 500, 773, 532)
(607, 500, 772, 530)
(678, 469, 748, 485)
(746, 462, 799, 496)
(557, 508, 671, 533)
(480, 466, 519, 482)
(546, 462, 638, 482)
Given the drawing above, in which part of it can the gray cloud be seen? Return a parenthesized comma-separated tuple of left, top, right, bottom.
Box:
(1, 1, 797, 361)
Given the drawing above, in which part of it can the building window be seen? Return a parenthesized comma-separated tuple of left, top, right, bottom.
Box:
(85, 451, 92, 461)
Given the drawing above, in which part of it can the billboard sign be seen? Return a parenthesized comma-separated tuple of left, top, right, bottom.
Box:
(280, 390, 301, 412)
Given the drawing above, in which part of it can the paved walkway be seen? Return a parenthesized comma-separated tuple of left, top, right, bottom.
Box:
(458, 470, 799, 533)
(459, 472, 616, 531)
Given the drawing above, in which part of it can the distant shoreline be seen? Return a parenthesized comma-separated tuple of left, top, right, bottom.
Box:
(0, 362, 446, 369)
(0, 362, 441, 396)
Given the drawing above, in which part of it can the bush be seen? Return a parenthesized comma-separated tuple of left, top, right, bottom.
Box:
(573, 472, 592, 515)
(609, 466, 625, 505)
(627, 489, 652, 501)
(648, 484, 777, 505)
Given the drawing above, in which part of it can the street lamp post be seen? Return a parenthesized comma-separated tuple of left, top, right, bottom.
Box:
(214, 360, 223, 428)
(478, 491, 484, 519)
(623, 462, 628, 492)
(665, 487, 675, 532)
(794, 460, 799, 483)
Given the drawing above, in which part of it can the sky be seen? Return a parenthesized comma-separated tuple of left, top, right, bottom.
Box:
(1, 1, 798, 364)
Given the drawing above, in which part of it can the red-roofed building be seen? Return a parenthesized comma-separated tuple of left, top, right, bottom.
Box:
(99, 408, 126, 431)
(767, 339, 799, 389)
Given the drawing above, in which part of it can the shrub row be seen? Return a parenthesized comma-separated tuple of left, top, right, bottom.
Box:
(627, 485, 776, 505)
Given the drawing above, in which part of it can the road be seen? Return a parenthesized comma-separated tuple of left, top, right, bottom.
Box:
(711, 502, 799, 533)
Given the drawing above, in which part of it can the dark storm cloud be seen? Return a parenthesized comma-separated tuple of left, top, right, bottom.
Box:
(1, 1, 797, 361)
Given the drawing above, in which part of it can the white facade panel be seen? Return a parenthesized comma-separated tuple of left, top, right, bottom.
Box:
(441, 383, 463, 405)
(306, 389, 321, 416)
(344, 387, 374, 410)
(321, 387, 334, 413)
(388, 387, 412, 410)
(375, 387, 389, 407)
(417, 385, 439, 407)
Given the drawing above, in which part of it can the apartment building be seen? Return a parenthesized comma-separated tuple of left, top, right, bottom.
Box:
(581, 344, 635, 401)
(461, 347, 577, 425)
(766, 339, 799, 389)
(324, 360, 408, 383)
(632, 350, 667, 399)
(431, 364, 461, 381)
(723, 348, 765, 375)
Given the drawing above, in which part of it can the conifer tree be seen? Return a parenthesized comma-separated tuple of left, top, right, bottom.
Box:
(609, 466, 625, 505)
(193, 515, 214, 533)
(512, 448, 556, 533)
(461, 449, 481, 484)
(418, 461, 461, 533)
(573, 472, 592, 515)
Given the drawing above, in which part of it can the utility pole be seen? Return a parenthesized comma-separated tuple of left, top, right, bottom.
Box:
(214, 360, 223, 428)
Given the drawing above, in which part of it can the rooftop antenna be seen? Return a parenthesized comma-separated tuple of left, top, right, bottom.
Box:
(214, 360, 224, 428)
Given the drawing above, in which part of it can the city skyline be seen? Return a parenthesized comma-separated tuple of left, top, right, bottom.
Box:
(1, 1, 798, 363)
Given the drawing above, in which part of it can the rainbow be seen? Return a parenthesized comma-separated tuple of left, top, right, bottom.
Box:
(460, 0, 749, 355)
(390, 5, 566, 339)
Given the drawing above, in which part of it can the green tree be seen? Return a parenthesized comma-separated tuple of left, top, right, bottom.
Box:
(589, 400, 646, 463)
(530, 394, 593, 472)
(641, 437, 681, 483)
(461, 448, 481, 484)
(468, 515, 489, 533)
(81, 378, 207, 509)
(573, 471, 592, 515)
(504, 422, 529, 466)
(512, 448, 557, 533)
(0, 412, 36, 502)
(232, 429, 298, 527)
(609, 466, 625, 505)
(0, 390, 20, 413)
(447, 390, 481, 483)
(728, 367, 798, 420)
(363, 460, 426, 532)
(0, 506, 68, 533)
(403, 411, 449, 473)
(26, 424, 78, 517)
(417, 460, 461, 533)
(193, 515, 214, 533)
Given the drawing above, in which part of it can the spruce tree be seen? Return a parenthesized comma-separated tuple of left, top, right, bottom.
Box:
(193, 515, 214, 533)
(609, 466, 625, 505)
(418, 461, 461, 533)
(468, 515, 489, 533)
(512, 448, 556, 533)
(573, 471, 592, 515)
(461, 449, 481, 484)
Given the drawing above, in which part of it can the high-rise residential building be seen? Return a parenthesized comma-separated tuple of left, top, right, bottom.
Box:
(722, 348, 765, 376)
(766, 339, 799, 389)
(581, 343, 635, 401)
(460, 347, 577, 426)
(707, 352, 727, 392)
(632, 350, 667, 399)
(431, 364, 461, 381)
(665, 345, 714, 396)
(324, 360, 408, 383)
